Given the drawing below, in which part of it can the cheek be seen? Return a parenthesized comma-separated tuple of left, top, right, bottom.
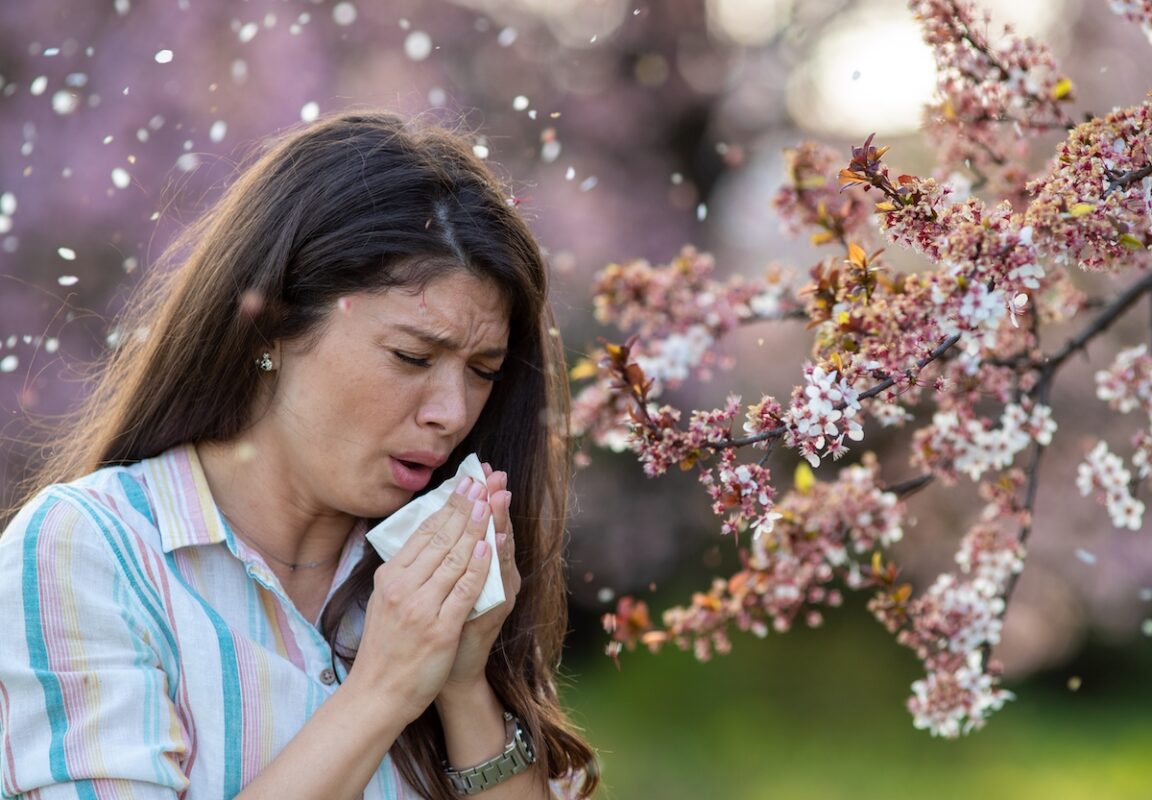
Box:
(467, 384, 497, 425)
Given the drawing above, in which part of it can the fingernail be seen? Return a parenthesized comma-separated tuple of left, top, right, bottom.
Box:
(455, 477, 472, 495)
(471, 499, 486, 520)
(474, 540, 489, 558)
(467, 482, 485, 501)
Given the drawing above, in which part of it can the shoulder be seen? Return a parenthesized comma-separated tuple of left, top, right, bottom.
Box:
(0, 459, 161, 581)
(4, 459, 152, 532)
(0, 458, 183, 654)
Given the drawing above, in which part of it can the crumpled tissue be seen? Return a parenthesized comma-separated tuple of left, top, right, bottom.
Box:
(365, 453, 504, 619)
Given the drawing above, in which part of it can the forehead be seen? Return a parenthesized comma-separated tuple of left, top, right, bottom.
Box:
(340, 272, 510, 349)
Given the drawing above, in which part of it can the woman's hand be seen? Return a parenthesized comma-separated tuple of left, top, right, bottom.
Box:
(439, 465, 522, 697)
(432, 466, 546, 797)
(343, 476, 494, 724)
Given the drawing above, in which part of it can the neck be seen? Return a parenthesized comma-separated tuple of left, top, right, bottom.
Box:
(195, 438, 353, 575)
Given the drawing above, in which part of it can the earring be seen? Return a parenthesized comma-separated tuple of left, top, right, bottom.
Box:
(256, 352, 274, 372)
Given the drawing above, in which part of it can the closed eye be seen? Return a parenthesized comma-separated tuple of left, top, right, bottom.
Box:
(393, 351, 431, 368)
(471, 365, 503, 382)
(395, 350, 502, 382)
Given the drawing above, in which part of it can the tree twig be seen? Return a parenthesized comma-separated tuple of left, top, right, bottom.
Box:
(882, 473, 936, 498)
(722, 333, 962, 448)
(1104, 162, 1152, 196)
(1044, 270, 1152, 372)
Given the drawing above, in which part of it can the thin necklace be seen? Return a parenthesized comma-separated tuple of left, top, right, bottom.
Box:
(223, 514, 340, 572)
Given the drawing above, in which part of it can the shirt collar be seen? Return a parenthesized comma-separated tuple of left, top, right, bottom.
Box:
(140, 443, 229, 553)
(140, 445, 371, 588)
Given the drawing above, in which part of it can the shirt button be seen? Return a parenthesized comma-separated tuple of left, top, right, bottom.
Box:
(318, 668, 337, 685)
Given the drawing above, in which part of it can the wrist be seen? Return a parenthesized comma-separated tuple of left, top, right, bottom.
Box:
(434, 677, 496, 715)
(340, 670, 423, 733)
(443, 711, 537, 796)
(436, 680, 515, 780)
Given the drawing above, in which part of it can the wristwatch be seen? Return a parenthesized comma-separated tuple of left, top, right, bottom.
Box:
(444, 711, 536, 795)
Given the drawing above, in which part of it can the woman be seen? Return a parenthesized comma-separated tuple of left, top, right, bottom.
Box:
(0, 111, 598, 799)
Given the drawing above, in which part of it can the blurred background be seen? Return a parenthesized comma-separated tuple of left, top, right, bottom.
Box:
(1, 1, 1151, 797)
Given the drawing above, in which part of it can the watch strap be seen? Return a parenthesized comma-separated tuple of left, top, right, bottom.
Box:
(445, 711, 536, 795)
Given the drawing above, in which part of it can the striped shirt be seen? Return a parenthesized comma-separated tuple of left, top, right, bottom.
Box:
(1, 445, 425, 798)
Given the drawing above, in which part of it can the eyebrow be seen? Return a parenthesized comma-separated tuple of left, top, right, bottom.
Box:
(389, 323, 509, 359)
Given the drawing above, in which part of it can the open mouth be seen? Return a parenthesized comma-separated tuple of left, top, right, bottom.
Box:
(390, 457, 435, 492)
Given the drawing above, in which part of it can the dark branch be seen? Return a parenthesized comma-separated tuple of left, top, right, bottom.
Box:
(883, 473, 936, 498)
(721, 333, 962, 448)
(1044, 270, 1152, 372)
(858, 333, 962, 402)
(1104, 162, 1152, 196)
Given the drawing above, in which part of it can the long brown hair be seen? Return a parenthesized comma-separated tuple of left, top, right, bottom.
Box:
(23, 111, 597, 797)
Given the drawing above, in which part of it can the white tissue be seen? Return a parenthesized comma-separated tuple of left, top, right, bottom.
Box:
(365, 454, 504, 619)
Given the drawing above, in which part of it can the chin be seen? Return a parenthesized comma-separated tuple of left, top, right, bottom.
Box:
(371, 488, 416, 519)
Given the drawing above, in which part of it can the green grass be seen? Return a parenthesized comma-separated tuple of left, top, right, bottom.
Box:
(560, 612, 1152, 799)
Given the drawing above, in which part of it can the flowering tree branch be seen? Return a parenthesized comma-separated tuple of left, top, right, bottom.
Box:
(577, 0, 1152, 739)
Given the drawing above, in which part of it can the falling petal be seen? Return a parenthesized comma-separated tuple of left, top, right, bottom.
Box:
(57, 275, 79, 286)
(52, 91, 79, 115)
(404, 31, 432, 61)
(154, 49, 173, 64)
(332, 2, 357, 26)
(57, 247, 76, 261)
(300, 101, 319, 122)
(176, 153, 200, 172)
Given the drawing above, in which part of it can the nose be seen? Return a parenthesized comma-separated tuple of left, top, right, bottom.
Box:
(415, 367, 470, 435)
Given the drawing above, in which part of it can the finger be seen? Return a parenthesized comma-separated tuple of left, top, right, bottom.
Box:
(497, 528, 521, 596)
(422, 496, 491, 598)
(397, 477, 482, 574)
(441, 537, 492, 624)
(484, 469, 506, 501)
(481, 461, 493, 478)
(491, 489, 512, 537)
(496, 530, 514, 575)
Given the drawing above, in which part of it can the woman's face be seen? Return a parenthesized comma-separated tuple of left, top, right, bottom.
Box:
(256, 270, 510, 520)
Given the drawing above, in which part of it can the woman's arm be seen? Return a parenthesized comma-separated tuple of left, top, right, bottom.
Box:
(2, 478, 503, 800)
(236, 478, 495, 800)
(0, 493, 190, 799)
(432, 470, 550, 799)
